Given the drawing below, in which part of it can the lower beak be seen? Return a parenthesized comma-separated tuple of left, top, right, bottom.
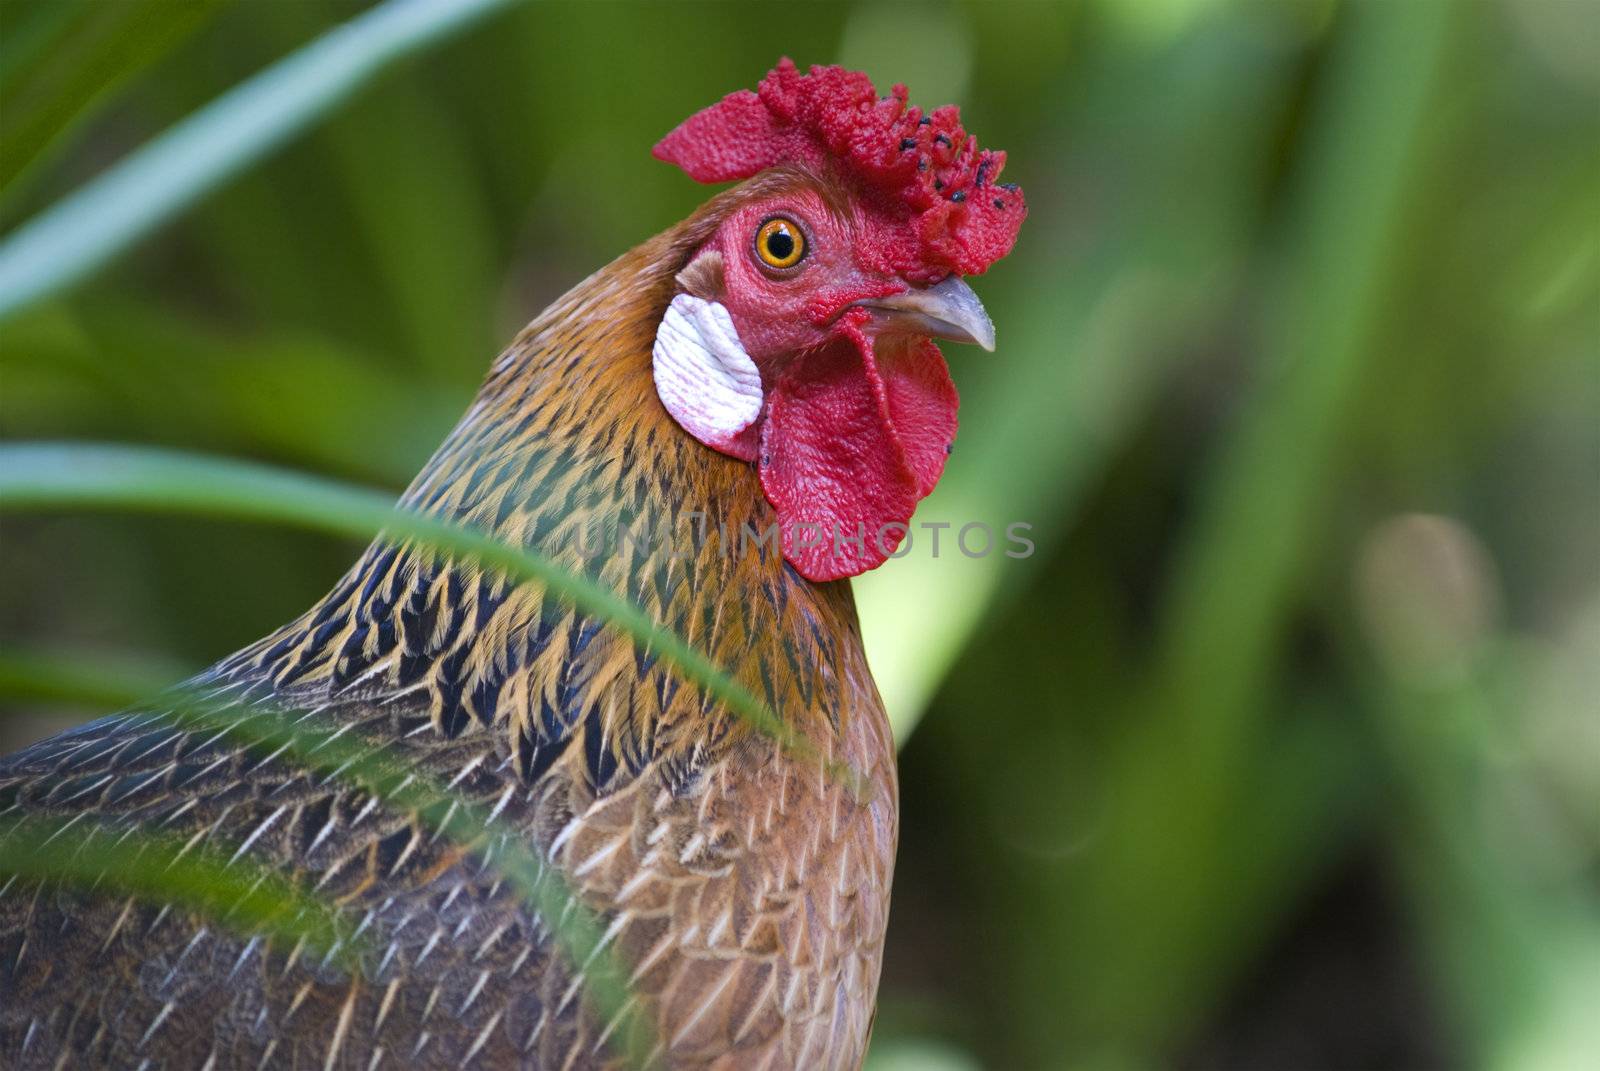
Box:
(853, 276, 996, 352)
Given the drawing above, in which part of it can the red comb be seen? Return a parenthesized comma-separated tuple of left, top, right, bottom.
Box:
(655, 59, 1025, 282)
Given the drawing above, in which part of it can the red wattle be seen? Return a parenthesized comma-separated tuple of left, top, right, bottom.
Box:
(758, 320, 957, 581)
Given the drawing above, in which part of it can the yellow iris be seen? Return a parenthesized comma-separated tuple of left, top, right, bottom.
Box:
(755, 217, 806, 269)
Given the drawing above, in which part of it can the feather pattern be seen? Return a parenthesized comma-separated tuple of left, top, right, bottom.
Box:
(0, 174, 897, 1070)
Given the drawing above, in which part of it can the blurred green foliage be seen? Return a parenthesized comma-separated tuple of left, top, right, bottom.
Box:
(1, 1, 1596, 1068)
(0, 0, 224, 197)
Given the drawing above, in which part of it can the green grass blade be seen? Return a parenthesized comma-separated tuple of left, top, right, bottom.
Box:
(0, 647, 186, 709)
(0, 441, 854, 791)
(0, 815, 364, 974)
(0, 0, 516, 323)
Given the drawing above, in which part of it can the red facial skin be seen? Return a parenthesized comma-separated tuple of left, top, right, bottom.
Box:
(701, 187, 906, 375)
(692, 186, 960, 582)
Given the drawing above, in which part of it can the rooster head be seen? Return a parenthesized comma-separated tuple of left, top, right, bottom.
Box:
(651, 58, 1025, 581)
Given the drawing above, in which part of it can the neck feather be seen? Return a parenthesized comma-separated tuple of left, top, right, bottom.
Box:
(216, 205, 862, 790)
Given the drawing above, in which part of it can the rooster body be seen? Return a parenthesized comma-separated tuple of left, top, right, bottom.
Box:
(1, 61, 1023, 1070)
(1, 205, 894, 1070)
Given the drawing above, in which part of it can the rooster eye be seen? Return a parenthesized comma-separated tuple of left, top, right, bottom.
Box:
(754, 217, 806, 270)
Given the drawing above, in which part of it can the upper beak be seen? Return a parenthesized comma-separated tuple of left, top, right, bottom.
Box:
(853, 275, 996, 352)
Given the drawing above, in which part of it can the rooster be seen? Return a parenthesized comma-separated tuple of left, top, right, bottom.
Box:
(0, 60, 1023, 1070)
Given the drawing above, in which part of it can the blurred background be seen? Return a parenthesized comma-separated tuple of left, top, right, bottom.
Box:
(1, 0, 1596, 1068)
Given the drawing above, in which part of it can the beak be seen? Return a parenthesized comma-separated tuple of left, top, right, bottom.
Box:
(854, 275, 996, 352)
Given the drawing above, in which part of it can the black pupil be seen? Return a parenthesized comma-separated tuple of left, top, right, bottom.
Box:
(765, 226, 795, 261)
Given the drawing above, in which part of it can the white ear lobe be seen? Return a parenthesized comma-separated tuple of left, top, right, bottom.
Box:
(652, 294, 764, 461)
